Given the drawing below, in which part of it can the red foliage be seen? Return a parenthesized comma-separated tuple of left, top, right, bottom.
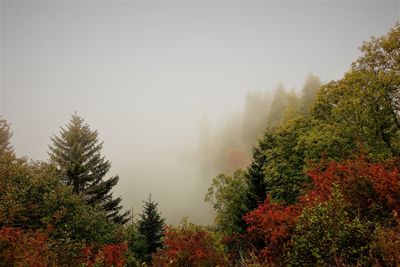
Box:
(0, 226, 128, 267)
(243, 156, 400, 264)
(243, 196, 301, 263)
(371, 217, 400, 265)
(103, 243, 128, 267)
(81, 242, 128, 267)
(304, 156, 400, 213)
(0, 227, 54, 266)
(153, 225, 227, 266)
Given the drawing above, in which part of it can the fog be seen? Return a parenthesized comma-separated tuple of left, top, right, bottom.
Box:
(1, 1, 398, 225)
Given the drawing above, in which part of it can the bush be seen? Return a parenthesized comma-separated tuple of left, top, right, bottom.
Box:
(152, 219, 229, 266)
(243, 196, 300, 265)
(288, 187, 373, 266)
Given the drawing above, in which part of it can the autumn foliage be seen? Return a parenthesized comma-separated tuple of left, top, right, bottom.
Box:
(81, 243, 128, 267)
(153, 221, 228, 266)
(243, 197, 300, 263)
(305, 156, 400, 216)
(0, 226, 128, 267)
(0, 23, 399, 266)
(0, 227, 55, 266)
(242, 156, 400, 265)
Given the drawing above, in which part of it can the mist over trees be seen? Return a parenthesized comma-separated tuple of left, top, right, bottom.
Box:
(196, 73, 321, 178)
(1, 22, 399, 266)
(200, 23, 400, 266)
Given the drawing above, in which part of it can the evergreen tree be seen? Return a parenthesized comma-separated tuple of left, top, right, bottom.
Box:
(268, 83, 288, 128)
(48, 113, 129, 224)
(282, 88, 302, 123)
(300, 73, 321, 114)
(0, 116, 12, 154)
(242, 91, 272, 151)
(0, 116, 15, 184)
(244, 130, 275, 212)
(137, 194, 165, 263)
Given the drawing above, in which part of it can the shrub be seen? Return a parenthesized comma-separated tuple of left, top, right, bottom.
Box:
(153, 219, 228, 266)
(288, 187, 373, 266)
(243, 196, 300, 265)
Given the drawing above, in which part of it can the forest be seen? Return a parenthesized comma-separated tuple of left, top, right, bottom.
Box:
(0, 23, 399, 266)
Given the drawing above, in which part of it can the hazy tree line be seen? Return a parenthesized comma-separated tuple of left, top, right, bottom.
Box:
(202, 23, 400, 266)
(0, 23, 399, 266)
(198, 72, 321, 177)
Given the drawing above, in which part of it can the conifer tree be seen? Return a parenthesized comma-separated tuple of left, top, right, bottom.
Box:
(268, 83, 288, 128)
(283, 88, 302, 123)
(48, 113, 129, 224)
(242, 91, 272, 151)
(244, 130, 275, 212)
(0, 116, 12, 154)
(137, 194, 165, 263)
(301, 73, 321, 114)
(0, 116, 15, 181)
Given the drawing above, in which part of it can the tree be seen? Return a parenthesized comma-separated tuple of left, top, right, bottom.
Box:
(300, 73, 321, 114)
(244, 131, 275, 212)
(0, 117, 16, 182)
(205, 169, 248, 235)
(282, 88, 302, 123)
(0, 116, 12, 155)
(0, 158, 119, 244)
(245, 119, 308, 206)
(268, 83, 288, 128)
(48, 113, 129, 224)
(242, 91, 272, 151)
(136, 194, 165, 263)
(309, 24, 400, 160)
(288, 187, 373, 266)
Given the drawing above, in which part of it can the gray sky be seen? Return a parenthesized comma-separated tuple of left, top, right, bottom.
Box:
(1, 0, 399, 224)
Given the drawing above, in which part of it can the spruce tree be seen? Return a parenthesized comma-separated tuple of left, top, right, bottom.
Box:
(48, 113, 129, 224)
(137, 194, 165, 263)
(244, 130, 275, 212)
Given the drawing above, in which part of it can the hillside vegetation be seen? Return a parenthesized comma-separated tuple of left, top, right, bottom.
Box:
(0, 24, 399, 266)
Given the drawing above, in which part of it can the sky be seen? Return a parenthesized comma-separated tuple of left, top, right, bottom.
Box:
(1, 0, 399, 224)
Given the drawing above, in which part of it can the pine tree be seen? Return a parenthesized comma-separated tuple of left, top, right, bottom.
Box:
(48, 113, 129, 224)
(137, 194, 165, 263)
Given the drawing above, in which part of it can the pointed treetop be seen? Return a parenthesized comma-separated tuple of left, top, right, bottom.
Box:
(0, 116, 12, 154)
(48, 112, 129, 224)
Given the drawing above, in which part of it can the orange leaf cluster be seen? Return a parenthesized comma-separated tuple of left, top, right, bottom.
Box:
(153, 226, 227, 266)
